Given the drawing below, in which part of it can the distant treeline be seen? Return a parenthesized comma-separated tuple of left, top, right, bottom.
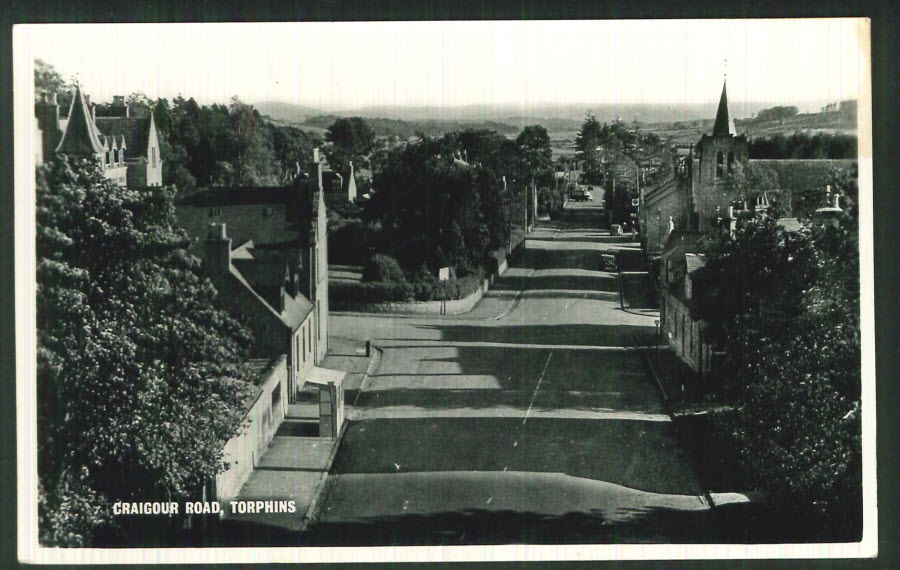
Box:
(303, 114, 521, 140)
(748, 132, 857, 160)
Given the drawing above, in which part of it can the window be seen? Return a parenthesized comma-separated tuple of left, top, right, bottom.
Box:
(151, 147, 156, 167)
(271, 383, 281, 411)
(716, 151, 724, 178)
(301, 328, 306, 363)
(727, 151, 735, 171)
(263, 207, 274, 218)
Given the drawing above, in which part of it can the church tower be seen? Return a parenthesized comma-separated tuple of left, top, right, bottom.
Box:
(692, 79, 748, 231)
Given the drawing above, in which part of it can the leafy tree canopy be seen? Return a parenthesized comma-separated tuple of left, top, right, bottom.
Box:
(325, 116, 377, 174)
(36, 156, 255, 546)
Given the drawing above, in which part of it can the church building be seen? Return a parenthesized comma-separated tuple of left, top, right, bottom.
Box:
(35, 86, 163, 188)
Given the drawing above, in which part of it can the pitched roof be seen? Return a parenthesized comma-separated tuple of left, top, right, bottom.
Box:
(712, 81, 737, 137)
(776, 217, 804, 233)
(95, 115, 151, 158)
(56, 86, 105, 156)
(662, 231, 709, 259)
(177, 186, 298, 207)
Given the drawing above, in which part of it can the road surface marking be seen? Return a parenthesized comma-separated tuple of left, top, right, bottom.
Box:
(523, 351, 554, 425)
(381, 341, 661, 351)
(353, 407, 671, 422)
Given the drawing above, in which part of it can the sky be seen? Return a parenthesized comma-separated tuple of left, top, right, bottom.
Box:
(17, 19, 868, 113)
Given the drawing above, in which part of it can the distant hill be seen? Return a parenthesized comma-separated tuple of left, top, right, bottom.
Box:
(254, 99, 846, 138)
(256, 101, 327, 124)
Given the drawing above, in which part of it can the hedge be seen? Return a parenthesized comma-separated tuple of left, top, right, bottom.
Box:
(330, 271, 485, 304)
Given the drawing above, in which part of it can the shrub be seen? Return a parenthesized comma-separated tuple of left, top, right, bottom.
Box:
(362, 254, 406, 284)
(330, 280, 415, 304)
(432, 268, 484, 301)
(410, 265, 437, 301)
(328, 221, 382, 265)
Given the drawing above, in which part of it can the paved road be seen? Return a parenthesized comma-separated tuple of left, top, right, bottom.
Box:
(308, 211, 708, 545)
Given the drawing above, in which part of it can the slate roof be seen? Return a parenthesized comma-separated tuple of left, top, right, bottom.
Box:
(95, 116, 152, 158)
(56, 86, 105, 156)
(776, 217, 805, 233)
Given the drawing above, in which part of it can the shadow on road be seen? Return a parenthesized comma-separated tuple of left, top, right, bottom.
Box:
(410, 322, 655, 346)
(330, 417, 697, 495)
(303, 501, 849, 546)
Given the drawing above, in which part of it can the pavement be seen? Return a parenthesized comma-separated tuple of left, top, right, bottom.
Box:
(307, 208, 713, 545)
(220, 337, 374, 534)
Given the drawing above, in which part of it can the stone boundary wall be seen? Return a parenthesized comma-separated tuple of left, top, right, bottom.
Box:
(214, 355, 288, 503)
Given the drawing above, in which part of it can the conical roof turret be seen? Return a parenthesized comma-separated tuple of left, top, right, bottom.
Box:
(56, 85, 105, 156)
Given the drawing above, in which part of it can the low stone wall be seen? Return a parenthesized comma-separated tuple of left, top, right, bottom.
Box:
(214, 355, 288, 503)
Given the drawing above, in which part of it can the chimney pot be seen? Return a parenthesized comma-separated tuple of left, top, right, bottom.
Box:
(207, 222, 228, 240)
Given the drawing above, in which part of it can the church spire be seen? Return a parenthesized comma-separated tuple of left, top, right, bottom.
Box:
(56, 85, 105, 156)
(712, 79, 736, 137)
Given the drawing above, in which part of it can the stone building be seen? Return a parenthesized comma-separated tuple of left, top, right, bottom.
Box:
(35, 86, 163, 188)
(658, 231, 715, 377)
(640, 79, 854, 255)
(175, 148, 331, 399)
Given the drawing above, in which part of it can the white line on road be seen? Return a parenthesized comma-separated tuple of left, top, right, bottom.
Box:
(354, 406, 672, 422)
(523, 352, 553, 425)
(381, 340, 664, 351)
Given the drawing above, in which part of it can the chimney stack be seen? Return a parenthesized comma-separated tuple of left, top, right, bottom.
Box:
(313, 147, 320, 164)
(204, 223, 232, 276)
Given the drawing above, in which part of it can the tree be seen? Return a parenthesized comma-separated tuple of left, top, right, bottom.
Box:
(227, 97, 277, 186)
(694, 191, 861, 536)
(575, 112, 603, 173)
(126, 92, 153, 118)
(516, 125, 553, 183)
(36, 155, 254, 545)
(366, 137, 506, 275)
(755, 105, 799, 122)
(272, 124, 318, 182)
(325, 117, 376, 174)
(34, 59, 66, 99)
(34, 59, 74, 110)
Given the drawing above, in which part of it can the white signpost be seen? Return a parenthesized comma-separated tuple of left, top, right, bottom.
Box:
(438, 267, 450, 281)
